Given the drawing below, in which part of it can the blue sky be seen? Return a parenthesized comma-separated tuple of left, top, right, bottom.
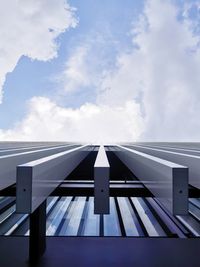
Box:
(0, 0, 200, 142)
(0, 0, 143, 128)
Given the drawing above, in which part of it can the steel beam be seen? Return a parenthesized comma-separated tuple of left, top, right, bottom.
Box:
(0, 141, 68, 150)
(0, 143, 73, 157)
(94, 146, 110, 214)
(16, 145, 91, 213)
(1, 183, 199, 198)
(113, 145, 188, 215)
(128, 144, 200, 157)
(0, 144, 77, 191)
(128, 144, 200, 189)
(134, 142, 200, 150)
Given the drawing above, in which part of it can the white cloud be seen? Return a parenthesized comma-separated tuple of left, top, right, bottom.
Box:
(0, 0, 77, 102)
(0, 97, 144, 142)
(1, 0, 200, 142)
(97, 0, 200, 141)
(59, 45, 93, 93)
(57, 31, 117, 95)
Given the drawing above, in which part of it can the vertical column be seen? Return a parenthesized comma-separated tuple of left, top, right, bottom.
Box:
(29, 200, 47, 263)
(94, 146, 110, 214)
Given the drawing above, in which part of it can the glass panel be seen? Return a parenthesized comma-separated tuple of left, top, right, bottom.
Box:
(5, 214, 28, 235)
(117, 197, 141, 236)
(189, 202, 200, 221)
(0, 212, 25, 235)
(47, 197, 59, 214)
(104, 197, 121, 236)
(46, 197, 72, 235)
(177, 215, 200, 236)
(59, 197, 86, 236)
(0, 205, 15, 224)
(82, 197, 99, 236)
(131, 197, 166, 236)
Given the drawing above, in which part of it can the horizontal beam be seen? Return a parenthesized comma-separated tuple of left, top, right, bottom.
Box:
(128, 144, 200, 189)
(55, 182, 152, 197)
(16, 145, 92, 213)
(94, 146, 110, 214)
(1, 183, 199, 197)
(113, 145, 188, 215)
(0, 144, 78, 191)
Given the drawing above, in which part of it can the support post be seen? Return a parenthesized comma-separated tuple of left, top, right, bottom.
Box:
(29, 200, 46, 263)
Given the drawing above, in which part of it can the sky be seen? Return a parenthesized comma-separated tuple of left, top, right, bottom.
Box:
(0, 0, 200, 142)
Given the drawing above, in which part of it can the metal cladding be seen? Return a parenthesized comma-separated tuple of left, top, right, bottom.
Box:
(113, 145, 188, 215)
(0, 142, 199, 219)
(1, 142, 200, 265)
(16, 145, 91, 213)
(94, 145, 110, 214)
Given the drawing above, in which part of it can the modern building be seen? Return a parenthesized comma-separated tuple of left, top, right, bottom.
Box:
(0, 142, 200, 266)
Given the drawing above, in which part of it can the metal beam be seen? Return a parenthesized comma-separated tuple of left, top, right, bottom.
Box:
(0, 143, 73, 157)
(113, 145, 188, 215)
(94, 146, 110, 214)
(134, 142, 200, 150)
(16, 145, 92, 213)
(128, 144, 200, 157)
(1, 183, 199, 198)
(0, 141, 68, 150)
(0, 144, 78, 191)
(127, 144, 200, 189)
